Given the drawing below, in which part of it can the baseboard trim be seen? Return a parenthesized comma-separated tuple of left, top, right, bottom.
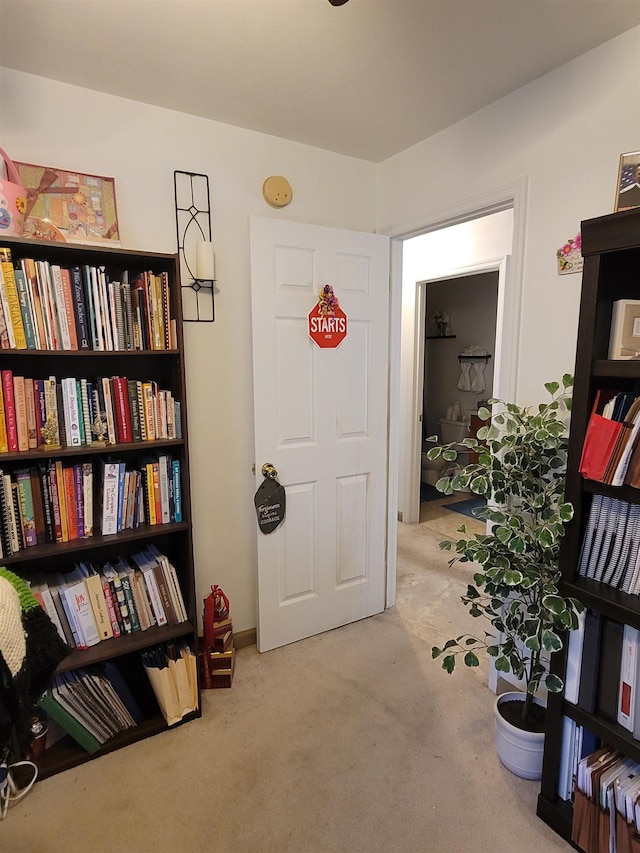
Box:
(199, 627, 256, 652)
(234, 628, 257, 650)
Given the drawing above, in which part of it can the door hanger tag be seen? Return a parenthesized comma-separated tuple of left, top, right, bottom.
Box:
(254, 464, 286, 534)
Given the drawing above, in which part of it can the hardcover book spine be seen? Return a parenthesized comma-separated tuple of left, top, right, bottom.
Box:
(0, 251, 27, 348)
(101, 576, 122, 638)
(172, 459, 182, 523)
(47, 462, 63, 543)
(70, 266, 90, 349)
(55, 460, 69, 542)
(24, 377, 38, 449)
(0, 381, 6, 454)
(101, 461, 119, 535)
(62, 376, 82, 447)
(15, 468, 37, 547)
(73, 463, 85, 540)
(28, 467, 47, 545)
(33, 379, 46, 448)
(59, 267, 78, 349)
(112, 376, 132, 443)
(82, 461, 93, 537)
(44, 376, 60, 446)
(0, 267, 12, 349)
(13, 268, 36, 349)
(1, 370, 16, 451)
(118, 570, 141, 632)
(12, 374, 29, 452)
(63, 464, 78, 540)
(38, 462, 55, 543)
(50, 265, 72, 350)
(101, 377, 117, 445)
(21, 258, 45, 349)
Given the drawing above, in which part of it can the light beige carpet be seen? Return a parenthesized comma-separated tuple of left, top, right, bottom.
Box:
(2, 502, 570, 852)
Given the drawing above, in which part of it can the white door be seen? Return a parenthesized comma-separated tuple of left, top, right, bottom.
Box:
(250, 216, 390, 652)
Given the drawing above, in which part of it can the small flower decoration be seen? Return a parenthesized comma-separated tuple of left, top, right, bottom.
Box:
(556, 232, 583, 275)
(15, 196, 26, 214)
(318, 284, 338, 316)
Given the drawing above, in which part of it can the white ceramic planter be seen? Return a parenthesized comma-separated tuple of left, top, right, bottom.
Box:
(494, 691, 545, 781)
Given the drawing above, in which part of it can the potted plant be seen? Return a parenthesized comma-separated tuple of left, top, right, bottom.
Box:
(427, 375, 583, 779)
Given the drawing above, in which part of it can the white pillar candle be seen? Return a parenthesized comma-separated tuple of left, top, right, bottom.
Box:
(195, 241, 215, 280)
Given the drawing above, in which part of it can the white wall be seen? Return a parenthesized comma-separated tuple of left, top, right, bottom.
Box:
(0, 68, 378, 633)
(379, 26, 640, 408)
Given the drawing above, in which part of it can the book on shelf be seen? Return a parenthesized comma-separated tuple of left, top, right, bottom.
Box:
(577, 610, 603, 714)
(0, 379, 8, 454)
(13, 267, 37, 349)
(618, 624, 640, 731)
(0, 247, 27, 349)
(564, 608, 586, 705)
(595, 616, 623, 723)
(102, 561, 133, 635)
(24, 376, 38, 449)
(129, 549, 167, 627)
(0, 265, 12, 350)
(100, 460, 121, 535)
(49, 264, 74, 350)
(2, 369, 18, 451)
(80, 562, 113, 641)
(14, 467, 37, 547)
(69, 267, 91, 350)
(39, 678, 102, 754)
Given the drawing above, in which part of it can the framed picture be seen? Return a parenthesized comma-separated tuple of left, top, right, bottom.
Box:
(615, 151, 640, 213)
(14, 161, 121, 246)
(609, 299, 640, 359)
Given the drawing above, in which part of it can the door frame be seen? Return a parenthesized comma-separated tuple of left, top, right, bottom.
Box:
(384, 178, 528, 604)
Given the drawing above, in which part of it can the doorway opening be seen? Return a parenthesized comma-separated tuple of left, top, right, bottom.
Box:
(395, 207, 515, 527)
(420, 270, 498, 523)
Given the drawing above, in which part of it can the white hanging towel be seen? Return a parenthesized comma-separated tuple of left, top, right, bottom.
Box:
(458, 347, 489, 393)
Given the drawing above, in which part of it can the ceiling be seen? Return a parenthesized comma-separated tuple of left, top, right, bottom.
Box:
(1, 0, 639, 163)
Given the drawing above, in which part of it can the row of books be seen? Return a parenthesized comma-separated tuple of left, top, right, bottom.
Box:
(0, 246, 176, 352)
(0, 369, 182, 453)
(579, 388, 640, 488)
(39, 642, 198, 753)
(565, 610, 640, 739)
(100, 454, 182, 535)
(0, 461, 93, 558)
(0, 453, 181, 559)
(578, 495, 640, 594)
(557, 719, 598, 802)
(572, 745, 640, 853)
(39, 663, 146, 754)
(32, 546, 188, 650)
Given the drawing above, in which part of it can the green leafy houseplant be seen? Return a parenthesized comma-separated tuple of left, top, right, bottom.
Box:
(429, 375, 584, 728)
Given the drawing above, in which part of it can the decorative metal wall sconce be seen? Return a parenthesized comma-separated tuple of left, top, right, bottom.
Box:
(174, 170, 216, 322)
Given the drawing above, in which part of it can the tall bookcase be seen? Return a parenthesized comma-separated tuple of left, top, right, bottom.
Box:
(0, 235, 200, 778)
(537, 207, 640, 841)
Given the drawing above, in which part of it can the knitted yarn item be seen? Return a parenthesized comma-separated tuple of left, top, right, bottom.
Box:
(0, 578, 26, 678)
(0, 568, 70, 756)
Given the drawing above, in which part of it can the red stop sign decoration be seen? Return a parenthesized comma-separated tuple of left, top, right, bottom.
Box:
(308, 304, 348, 348)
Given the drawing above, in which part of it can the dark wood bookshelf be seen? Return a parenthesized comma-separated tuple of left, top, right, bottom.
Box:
(0, 235, 200, 776)
(537, 207, 640, 845)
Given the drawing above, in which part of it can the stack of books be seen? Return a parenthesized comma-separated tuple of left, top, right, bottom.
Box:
(0, 246, 176, 352)
(201, 593, 235, 689)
